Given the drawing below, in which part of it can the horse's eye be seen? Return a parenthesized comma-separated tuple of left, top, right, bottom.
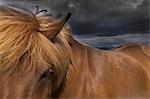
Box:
(39, 69, 53, 80)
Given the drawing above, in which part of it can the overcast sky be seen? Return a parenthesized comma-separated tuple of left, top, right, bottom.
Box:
(0, 0, 149, 35)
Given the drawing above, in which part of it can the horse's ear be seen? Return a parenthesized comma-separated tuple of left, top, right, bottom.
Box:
(42, 13, 72, 41)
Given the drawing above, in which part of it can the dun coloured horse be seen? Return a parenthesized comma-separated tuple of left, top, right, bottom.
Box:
(0, 5, 149, 99)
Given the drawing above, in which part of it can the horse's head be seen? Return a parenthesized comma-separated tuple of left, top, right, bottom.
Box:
(0, 5, 71, 99)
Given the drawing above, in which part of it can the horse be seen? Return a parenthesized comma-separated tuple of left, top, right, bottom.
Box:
(0, 5, 149, 99)
(57, 29, 150, 99)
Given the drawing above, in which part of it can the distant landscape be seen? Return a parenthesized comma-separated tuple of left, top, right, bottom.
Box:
(75, 33, 150, 50)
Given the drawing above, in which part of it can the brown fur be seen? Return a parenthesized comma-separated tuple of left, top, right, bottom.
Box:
(56, 27, 150, 99)
(0, 4, 149, 99)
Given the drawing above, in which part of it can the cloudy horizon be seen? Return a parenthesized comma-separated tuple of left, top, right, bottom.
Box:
(0, 0, 149, 49)
(0, 0, 149, 34)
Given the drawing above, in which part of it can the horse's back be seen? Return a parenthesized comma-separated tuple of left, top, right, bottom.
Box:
(99, 43, 150, 97)
(59, 41, 150, 98)
(114, 43, 150, 77)
(114, 43, 150, 61)
(80, 43, 150, 97)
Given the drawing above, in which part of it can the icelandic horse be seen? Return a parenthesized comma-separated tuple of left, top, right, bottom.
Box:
(0, 4, 149, 99)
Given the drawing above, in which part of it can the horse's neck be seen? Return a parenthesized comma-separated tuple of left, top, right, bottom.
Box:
(55, 38, 108, 97)
(69, 38, 90, 67)
(69, 37, 104, 64)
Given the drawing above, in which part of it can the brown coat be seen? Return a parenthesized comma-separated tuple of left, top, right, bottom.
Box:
(56, 39, 150, 99)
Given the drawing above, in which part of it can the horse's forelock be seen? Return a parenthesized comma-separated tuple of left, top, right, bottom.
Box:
(0, 5, 71, 91)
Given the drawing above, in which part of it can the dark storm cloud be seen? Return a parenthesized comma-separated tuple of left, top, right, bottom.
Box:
(32, 0, 147, 21)
(0, 0, 149, 35)
(39, 0, 149, 34)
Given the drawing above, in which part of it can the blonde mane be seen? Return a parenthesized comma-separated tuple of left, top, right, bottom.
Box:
(0, 4, 71, 91)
